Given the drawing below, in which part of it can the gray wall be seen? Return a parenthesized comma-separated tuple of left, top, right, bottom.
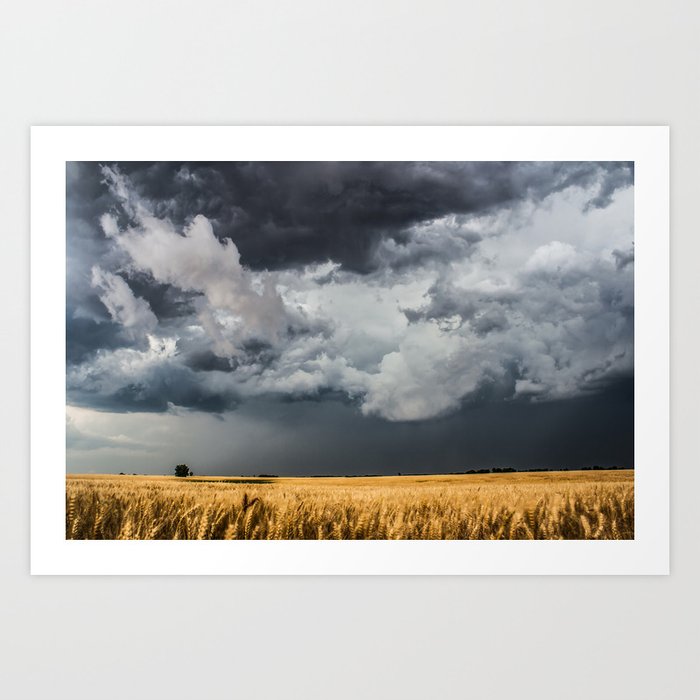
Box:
(1, 2, 697, 698)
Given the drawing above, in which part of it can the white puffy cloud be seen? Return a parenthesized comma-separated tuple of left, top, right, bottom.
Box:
(524, 241, 581, 275)
(360, 324, 490, 421)
(100, 166, 292, 353)
(91, 265, 157, 336)
(68, 335, 178, 397)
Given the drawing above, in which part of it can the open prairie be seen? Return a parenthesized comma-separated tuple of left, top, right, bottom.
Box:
(66, 470, 634, 540)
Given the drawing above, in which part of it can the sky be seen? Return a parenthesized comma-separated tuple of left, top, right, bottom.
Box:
(66, 161, 634, 475)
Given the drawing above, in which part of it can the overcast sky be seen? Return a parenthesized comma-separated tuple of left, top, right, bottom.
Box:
(66, 161, 634, 474)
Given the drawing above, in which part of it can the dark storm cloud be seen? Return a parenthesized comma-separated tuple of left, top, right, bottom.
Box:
(585, 162, 635, 210)
(66, 315, 129, 365)
(65, 161, 633, 372)
(67, 379, 634, 474)
(90, 161, 633, 273)
(613, 246, 635, 270)
(66, 163, 189, 338)
(402, 277, 518, 331)
(183, 381, 634, 474)
(69, 359, 240, 414)
(124, 275, 195, 321)
(184, 350, 237, 373)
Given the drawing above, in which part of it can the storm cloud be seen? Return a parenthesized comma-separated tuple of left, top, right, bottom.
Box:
(66, 161, 634, 472)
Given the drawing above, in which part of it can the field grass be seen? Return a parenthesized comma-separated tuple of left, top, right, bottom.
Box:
(66, 470, 634, 540)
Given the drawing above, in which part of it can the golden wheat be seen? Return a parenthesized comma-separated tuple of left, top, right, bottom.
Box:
(65, 471, 634, 540)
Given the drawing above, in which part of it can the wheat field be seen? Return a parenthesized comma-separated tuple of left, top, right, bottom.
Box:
(65, 470, 634, 540)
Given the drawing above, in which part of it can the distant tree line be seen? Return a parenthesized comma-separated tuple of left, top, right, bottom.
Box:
(167, 465, 629, 479)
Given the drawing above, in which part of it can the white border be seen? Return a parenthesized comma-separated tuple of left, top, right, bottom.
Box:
(30, 126, 669, 575)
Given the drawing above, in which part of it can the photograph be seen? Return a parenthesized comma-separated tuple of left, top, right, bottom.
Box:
(7, 3, 695, 697)
(65, 159, 635, 540)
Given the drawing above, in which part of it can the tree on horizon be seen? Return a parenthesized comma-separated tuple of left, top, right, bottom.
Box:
(174, 464, 193, 477)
